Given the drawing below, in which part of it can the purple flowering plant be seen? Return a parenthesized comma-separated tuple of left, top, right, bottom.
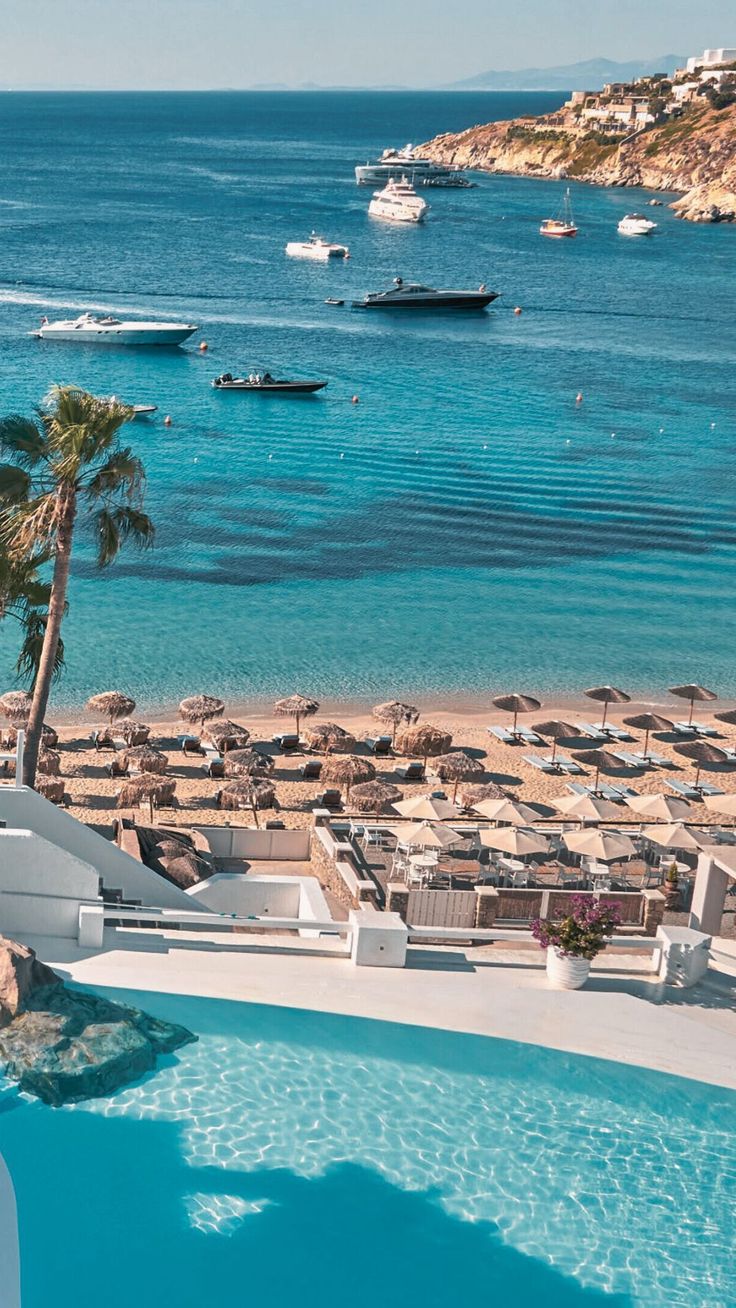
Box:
(531, 894, 621, 961)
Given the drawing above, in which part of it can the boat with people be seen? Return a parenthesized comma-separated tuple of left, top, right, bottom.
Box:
(368, 176, 429, 224)
(618, 213, 658, 236)
(285, 233, 350, 260)
(352, 278, 498, 310)
(540, 187, 578, 238)
(355, 145, 470, 187)
(33, 313, 197, 345)
(212, 372, 328, 393)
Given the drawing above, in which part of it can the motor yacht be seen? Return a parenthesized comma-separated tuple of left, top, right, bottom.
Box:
(34, 313, 197, 345)
(352, 278, 498, 310)
(618, 213, 657, 236)
(368, 177, 429, 224)
(355, 145, 470, 187)
(213, 372, 327, 394)
(540, 187, 578, 238)
(285, 233, 349, 260)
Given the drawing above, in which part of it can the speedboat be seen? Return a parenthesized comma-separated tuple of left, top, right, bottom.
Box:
(368, 176, 429, 224)
(352, 278, 498, 310)
(105, 395, 158, 417)
(34, 313, 197, 345)
(540, 187, 578, 238)
(355, 145, 470, 187)
(285, 233, 349, 260)
(213, 372, 327, 393)
(618, 213, 657, 236)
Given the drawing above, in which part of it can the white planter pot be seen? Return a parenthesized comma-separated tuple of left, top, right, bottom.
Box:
(546, 947, 591, 990)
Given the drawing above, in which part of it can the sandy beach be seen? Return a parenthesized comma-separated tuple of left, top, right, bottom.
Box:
(11, 695, 736, 832)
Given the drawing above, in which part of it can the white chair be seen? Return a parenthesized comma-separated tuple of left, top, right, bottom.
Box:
(511, 869, 529, 888)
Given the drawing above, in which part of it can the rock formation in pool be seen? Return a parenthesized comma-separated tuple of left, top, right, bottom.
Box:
(0, 936, 195, 1106)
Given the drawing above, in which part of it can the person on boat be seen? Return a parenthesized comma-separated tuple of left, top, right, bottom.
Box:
(262, 372, 274, 384)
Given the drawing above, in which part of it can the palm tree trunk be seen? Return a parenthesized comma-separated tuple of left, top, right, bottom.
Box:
(23, 487, 76, 786)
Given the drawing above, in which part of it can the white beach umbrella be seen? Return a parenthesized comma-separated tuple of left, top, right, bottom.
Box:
(393, 794, 461, 822)
(563, 829, 635, 862)
(640, 823, 709, 852)
(703, 792, 736, 817)
(389, 822, 463, 850)
(473, 797, 548, 825)
(479, 827, 550, 857)
(554, 793, 621, 823)
(624, 793, 691, 822)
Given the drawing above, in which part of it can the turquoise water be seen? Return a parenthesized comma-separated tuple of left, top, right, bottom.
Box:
(1, 991, 735, 1306)
(0, 91, 734, 709)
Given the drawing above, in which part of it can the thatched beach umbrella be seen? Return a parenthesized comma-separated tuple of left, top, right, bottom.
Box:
(431, 751, 483, 801)
(564, 828, 635, 862)
(303, 722, 356, 754)
(625, 792, 691, 822)
(202, 719, 250, 752)
(394, 793, 460, 822)
(584, 685, 631, 728)
(623, 713, 674, 759)
(3, 722, 57, 749)
(35, 776, 64, 804)
(554, 793, 621, 824)
(223, 749, 274, 779)
(390, 821, 463, 850)
(572, 747, 622, 795)
(117, 772, 177, 819)
(87, 691, 136, 725)
(473, 796, 547, 825)
(0, 690, 32, 722)
(179, 694, 225, 727)
(640, 823, 708, 852)
(669, 682, 717, 726)
(532, 720, 579, 764)
(36, 747, 61, 777)
(674, 740, 729, 789)
(274, 693, 319, 736)
(115, 719, 151, 747)
(715, 708, 736, 727)
(460, 781, 507, 809)
(492, 692, 541, 733)
(372, 701, 420, 744)
(123, 744, 169, 775)
(395, 722, 452, 764)
(218, 778, 276, 826)
(480, 826, 550, 858)
(349, 780, 401, 816)
(321, 755, 376, 797)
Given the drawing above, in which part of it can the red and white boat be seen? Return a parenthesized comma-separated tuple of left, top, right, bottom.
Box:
(540, 187, 578, 238)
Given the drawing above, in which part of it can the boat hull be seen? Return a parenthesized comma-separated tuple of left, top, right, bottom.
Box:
(353, 292, 498, 310)
(213, 380, 328, 393)
(37, 325, 196, 345)
(367, 204, 426, 224)
(285, 244, 347, 260)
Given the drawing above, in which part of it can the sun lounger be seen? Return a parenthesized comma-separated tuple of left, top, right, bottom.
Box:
(394, 761, 425, 781)
(566, 780, 627, 802)
(202, 757, 225, 779)
(627, 750, 672, 768)
(299, 759, 322, 780)
(315, 788, 342, 810)
(488, 725, 515, 744)
(104, 759, 129, 778)
(553, 754, 584, 775)
(591, 722, 635, 742)
(513, 726, 543, 746)
(272, 732, 300, 752)
(610, 751, 648, 769)
(673, 721, 719, 738)
(666, 778, 724, 800)
(574, 721, 609, 741)
(365, 735, 392, 756)
(179, 733, 201, 754)
(524, 753, 558, 773)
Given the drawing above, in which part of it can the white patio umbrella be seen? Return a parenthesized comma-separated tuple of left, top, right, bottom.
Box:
(472, 797, 548, 825)
(640, 823, 709, 852)
(389, 822, 463, 850)
(703, 792, 736, 818)
(479, 827, 550, 858)
(554, 793, 621, 823)
(624, 793, 691, 822)
(563, 829, 636, 862)
(393, 794, 461, 822)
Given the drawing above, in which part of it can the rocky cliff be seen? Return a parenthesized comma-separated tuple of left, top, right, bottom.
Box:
(421, 102, 736, 222)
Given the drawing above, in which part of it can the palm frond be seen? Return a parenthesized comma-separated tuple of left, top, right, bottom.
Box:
(0, 416, 49, 467)
(94, 504, 155, 565)
(1, 493, 60, 555)
(84, 448, 145, 501)
(16, 611, 65, 686)
(0, 463, 32, 505)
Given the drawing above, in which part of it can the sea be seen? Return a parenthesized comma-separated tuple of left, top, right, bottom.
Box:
(0, 90, 734, 713)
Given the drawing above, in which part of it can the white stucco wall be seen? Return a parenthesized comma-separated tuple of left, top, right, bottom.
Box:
(186, 873, 334, 936)
(192, 825, 310, 861)
(0, 1152, 20, 1308)
(0, 829, 101, 939)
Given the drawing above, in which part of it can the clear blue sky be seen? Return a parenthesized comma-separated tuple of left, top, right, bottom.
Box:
(3, 0, 734, 88)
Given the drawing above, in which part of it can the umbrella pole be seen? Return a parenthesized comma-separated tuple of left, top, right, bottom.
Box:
(251, 800, 260, 829)
(688, 699, 695, 726)
(452, 778, 459, 803)
(601, 701, 609, 729)
(512, 709, 519, 733)
(643, 727, 650, 759)
(694, 762, 702, 790)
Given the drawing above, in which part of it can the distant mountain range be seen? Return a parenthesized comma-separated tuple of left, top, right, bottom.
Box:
(448, 55, 684, 92)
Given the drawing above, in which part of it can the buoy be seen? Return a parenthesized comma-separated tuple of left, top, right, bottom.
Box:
(199, 340, 208, 352)
(164, 415, 172, 426)
(339, 452, 345, 459)
(482, 444, 488, 450)
(711, 422, 716, 429)
(514, 306, 522, 316)
(659, 427, 664, 434)
(611, 432, 616, 438)
(268, 454, 273, 461)
(566, 438, 571, 444)
(351, 395, 359, 404)
(576, 392, 584, 404)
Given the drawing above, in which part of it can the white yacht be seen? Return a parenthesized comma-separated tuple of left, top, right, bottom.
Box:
(617, 213, 658, 236)
(355, 145, 470, 188)
(33, 313, 197, 346)
(285, 233, 349, 261)
(368, 177, 429, 225)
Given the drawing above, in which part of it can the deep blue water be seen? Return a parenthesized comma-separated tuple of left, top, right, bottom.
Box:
(0, 91, 734, 711)
(2, 991, 736, 1306)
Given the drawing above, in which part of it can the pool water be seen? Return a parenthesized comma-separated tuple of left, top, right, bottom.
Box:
(1, 990, 735, 1306)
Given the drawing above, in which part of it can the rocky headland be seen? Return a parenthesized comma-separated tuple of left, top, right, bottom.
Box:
(422, 101, 736, 222)
(0, 936, 195, 1106)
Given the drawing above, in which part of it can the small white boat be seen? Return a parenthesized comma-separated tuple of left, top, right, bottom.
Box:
(34, 312, 197, 346)
(368, 176, 429, 225)
(285, 233, 349, 260)
(106, 395, 158, 417)
(540, 187, 578, 238)
(618, 213, 657, 236)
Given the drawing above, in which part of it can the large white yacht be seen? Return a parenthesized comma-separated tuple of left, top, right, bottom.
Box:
(617, 213, 658, 236)
(368, 177, 429, 225)
(355, 145, 470, 187)
(34, 313, 197, 345)
(285, 233, 349, 260)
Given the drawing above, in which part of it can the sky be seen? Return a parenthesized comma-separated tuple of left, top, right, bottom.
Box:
(2, 0, 734, 89)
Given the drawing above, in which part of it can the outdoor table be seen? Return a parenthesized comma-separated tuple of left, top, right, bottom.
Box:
(409, 852, 440, 872)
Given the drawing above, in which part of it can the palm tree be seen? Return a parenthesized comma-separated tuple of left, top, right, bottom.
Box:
(0, 547, 65, 685)
(0, 385, 155, 784)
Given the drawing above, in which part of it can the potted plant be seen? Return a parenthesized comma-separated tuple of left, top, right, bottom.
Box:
(531, 895, 621, 990)
(663, 861, 680, 906)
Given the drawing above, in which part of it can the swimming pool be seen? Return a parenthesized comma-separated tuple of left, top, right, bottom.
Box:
(1, 990, 734, 1307)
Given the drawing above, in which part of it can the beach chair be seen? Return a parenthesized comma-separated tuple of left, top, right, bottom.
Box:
(91, 728, 114, 752)
(513, 726, 543, 746)
(666, 778, 724, 801)
(554, 755, 585, 775)
(608, 783, 639, 799)
(179, 733, 201, 755)
(591, 722, 635, 742)
(315, 788, 342, 810)
(672, 721, 719, 738)
(610, 751, 648, 769)
(272, 732, 300, 752)
(201, 757, 225, 779)
(394, 761, 425, 781)
(627, 749, 671, 767)
(299, 759, 322, 780)
(487, 725, 515, 744)
(574, 721, 609, 741)
(365, 735, 392, 756)
(523, 754, 558, 774)
(104, 758, 129, 778)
